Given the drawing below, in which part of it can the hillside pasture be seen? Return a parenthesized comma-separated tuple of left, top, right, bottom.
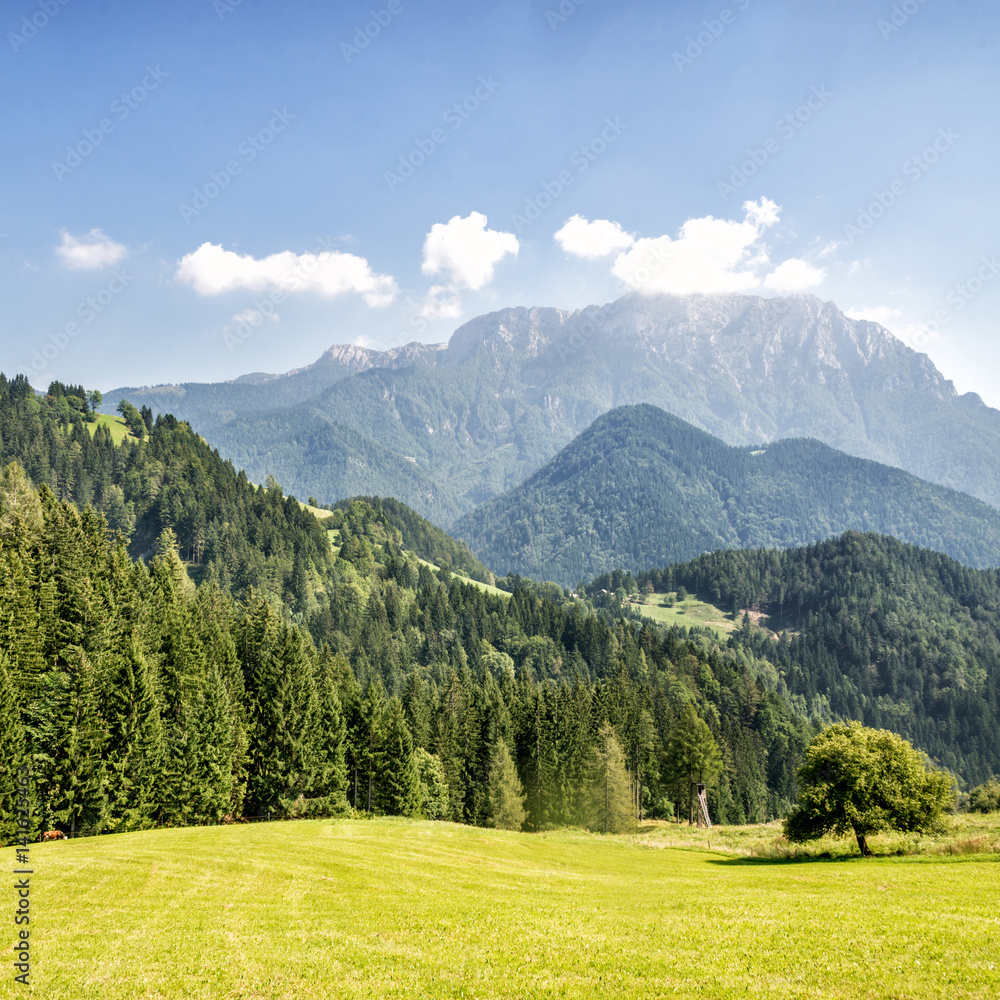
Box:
(21, 816, 999, 999)
(635, 592, 737, 637)
(84, 413, 134, 445)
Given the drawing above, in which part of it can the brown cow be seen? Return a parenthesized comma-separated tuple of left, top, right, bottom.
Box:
(41, 830, 67, 841)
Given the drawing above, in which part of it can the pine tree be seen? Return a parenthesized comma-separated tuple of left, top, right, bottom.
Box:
(0, 652, 27, 843)
(587, 721, 634, 835)
(485, 739, 526, 831)
(374, 697, 421, 816)
(245, 620, 325, 818)
(663, 704, 723, 825)
(358, 681, 386, 813)
(314, 647, 349, 811)
(28, 646, 108, 837)
(100, 638, 164, 832)
(414, 747, 450, 819)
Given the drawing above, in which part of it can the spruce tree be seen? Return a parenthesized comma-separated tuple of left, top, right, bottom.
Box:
(245, 620, 325, 817)
(358, 681, 386, 813)
(100, 639, 164, 832)
(28, 646, 108, 837)
(314, 647, 349, 811)
(663, 704, 723, 825)
(375, 697, 421, 817)
(0, 652, 27, 843)
(189, 662, 238, 823)
(414, 747, 450, 820)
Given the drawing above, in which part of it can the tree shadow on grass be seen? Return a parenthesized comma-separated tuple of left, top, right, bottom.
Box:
(703, 853, 867, 866)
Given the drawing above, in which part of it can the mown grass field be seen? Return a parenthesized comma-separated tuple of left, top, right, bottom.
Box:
(16, 816, 998, 999)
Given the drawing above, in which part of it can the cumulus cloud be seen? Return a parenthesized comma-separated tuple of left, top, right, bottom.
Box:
(554, 215, 636, 259)
(421, 212, 518, 290)
(419, 284, 464, 320)
(175, 243, 397, 306)
(611, 198, 784, 295)
(56, 229, 127, 270)
(762, 258, 827, 293)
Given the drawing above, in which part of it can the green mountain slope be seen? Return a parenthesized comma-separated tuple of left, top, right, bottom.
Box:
(454, 404, 1000, 585)
(638, 532, 1000, 785)
(0, 428, 815, 838)
(328, 495, 492, 583)
(0, 374, 335, 602)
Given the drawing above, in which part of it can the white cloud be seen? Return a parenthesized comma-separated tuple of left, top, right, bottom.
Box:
(611, 198, 783, 295)
(762, 258, 826, 292)
(56, 229, 127, 270)
(554, 215, 635, 259)
(231, 307, 280, 326)
(421, 212, 518, 290)
(419, 284, 463, 320)
(175, 243, 397, 306)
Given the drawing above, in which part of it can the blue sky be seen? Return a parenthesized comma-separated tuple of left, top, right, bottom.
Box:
(2, 0, 999, 402)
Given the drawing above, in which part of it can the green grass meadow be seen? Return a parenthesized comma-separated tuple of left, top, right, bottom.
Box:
(85, 413, 134, 445)
(13, 817, 998, 999)
(636, 593, 737, 637)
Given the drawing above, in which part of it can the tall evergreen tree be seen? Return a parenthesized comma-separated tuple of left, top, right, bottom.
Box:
(375, 697, 421, 816)
(485, 739, 526, 831)
(100, 638, 164, 832)
(587, 721, 634, 835)
(0, 652, 26, 843)
(358, 681, 386, 813)
(28, 646, 108, 837)
(663, 704, 723, 825)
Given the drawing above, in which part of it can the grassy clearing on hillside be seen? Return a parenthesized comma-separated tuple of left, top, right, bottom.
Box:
(85, 413, 133, 445)
(416, 557, 510, 598)
(299, 501, 334, 520)
(20, 817, 998, 999)
(635, 592, 736, 637)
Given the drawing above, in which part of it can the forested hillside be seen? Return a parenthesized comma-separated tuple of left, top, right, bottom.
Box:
(0, 452, 812, 839)
(456, 405, 1000, 585)
(328, 495, 492, 583)
(0, 373, 333, 602)
(626, 532, 1000, 784)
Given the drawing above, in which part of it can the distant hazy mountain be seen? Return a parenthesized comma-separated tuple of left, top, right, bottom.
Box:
(453, 405, 1000, 585)
(109, 292, 1000, 523)
(107, 340, 445, 428)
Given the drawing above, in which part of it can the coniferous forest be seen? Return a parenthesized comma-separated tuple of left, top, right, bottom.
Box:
(0, 375, 814, 840)
(633, 533, 1000, 784)
(1, 374, 996, 844)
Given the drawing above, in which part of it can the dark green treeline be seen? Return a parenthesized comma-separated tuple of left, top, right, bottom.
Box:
(0, 460, 810, 840)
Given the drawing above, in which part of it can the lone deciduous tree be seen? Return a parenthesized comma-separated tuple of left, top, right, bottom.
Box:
(784, 722, 954, 856)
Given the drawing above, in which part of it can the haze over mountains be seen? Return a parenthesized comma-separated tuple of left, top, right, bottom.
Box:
(110, 292, 1000, 532)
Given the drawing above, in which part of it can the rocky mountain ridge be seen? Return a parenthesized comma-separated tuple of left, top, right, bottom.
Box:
(107, 292, 1000, 525)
